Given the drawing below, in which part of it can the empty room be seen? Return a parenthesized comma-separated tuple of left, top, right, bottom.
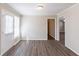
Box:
(0, 3, 79, 56)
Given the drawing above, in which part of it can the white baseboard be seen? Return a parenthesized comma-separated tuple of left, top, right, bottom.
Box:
(1, 39, 20, 56)
(20, 37, 47, 40)
(66, 46, 79, 55)
(13, 40, 20, 46)
(49, 34, 55, 39)
(21, 39, 47, 40)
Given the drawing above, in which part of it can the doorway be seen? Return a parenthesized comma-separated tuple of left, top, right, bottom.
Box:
(48, 19, 55, 40)
(59, 17, 65, 45)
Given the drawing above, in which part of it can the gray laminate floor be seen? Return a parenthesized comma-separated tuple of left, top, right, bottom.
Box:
(3, 40, 77, 56)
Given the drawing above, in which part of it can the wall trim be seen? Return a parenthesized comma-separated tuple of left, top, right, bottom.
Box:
(49, 34, 55, 39)
(1, 40, 21, 56)
(21, 37, 47, 40)
(66, 46, 79, 55)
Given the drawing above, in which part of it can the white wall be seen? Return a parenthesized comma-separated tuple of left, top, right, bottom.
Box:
(0, 7, 1, 55)
(57, 4, 79, 55)
(21, 16, 56, 40)
(0, 4, 21, 55)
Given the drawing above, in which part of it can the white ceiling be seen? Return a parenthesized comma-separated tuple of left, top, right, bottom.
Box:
(8, 3, 75, 16)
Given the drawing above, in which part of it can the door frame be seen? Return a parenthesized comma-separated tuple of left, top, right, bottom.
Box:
(59, 17, 65, 45)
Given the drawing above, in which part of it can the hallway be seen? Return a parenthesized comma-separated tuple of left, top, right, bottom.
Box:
(3, 39, 77, 56)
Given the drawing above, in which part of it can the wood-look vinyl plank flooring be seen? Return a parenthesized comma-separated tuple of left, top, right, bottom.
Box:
(3, 40, 77, 56)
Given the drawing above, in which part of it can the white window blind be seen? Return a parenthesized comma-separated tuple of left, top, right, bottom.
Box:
(5, 15, 13, 34)
(14, 16, 20, 38)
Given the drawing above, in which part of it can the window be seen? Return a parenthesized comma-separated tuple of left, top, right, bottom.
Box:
(14, 16, 20, 39)
(5, 14, 20, 38)
(5, 15, 13, 34)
